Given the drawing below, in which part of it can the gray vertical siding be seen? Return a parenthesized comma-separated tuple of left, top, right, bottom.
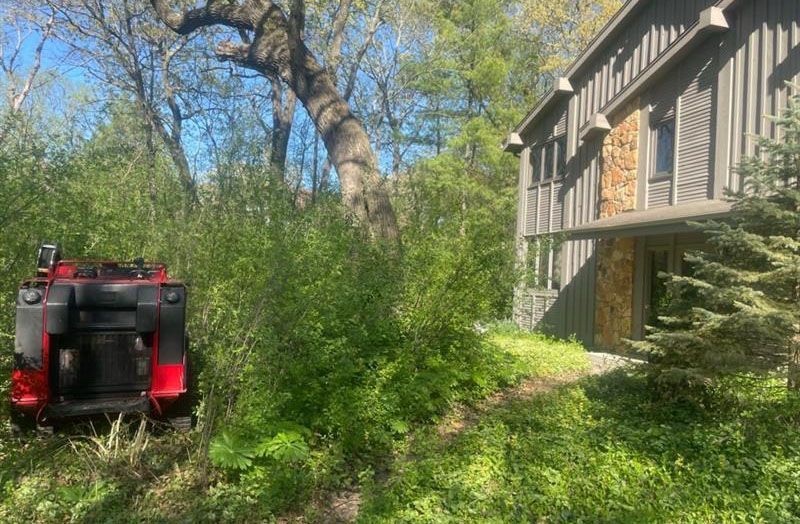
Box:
(649, 73, 679, 122)
(725, 0, 800, 192)
(644, 38, 718, 207)
(560, 138, 601, 344)
(677, 40, 717, 203)
(571, 0, 717, 129)
(515, 0, 799, 346)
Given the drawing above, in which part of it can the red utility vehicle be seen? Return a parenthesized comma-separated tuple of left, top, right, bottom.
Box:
(10, 244, 191, 431)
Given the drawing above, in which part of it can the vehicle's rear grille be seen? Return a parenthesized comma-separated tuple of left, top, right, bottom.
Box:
(52, 332, 151, 397)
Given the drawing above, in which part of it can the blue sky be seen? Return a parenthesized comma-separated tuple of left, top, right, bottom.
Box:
(2, 11, 431, 187)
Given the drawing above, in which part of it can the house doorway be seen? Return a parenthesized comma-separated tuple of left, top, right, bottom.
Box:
(633, 233, 707, 339)
(643, 248, 671, 328)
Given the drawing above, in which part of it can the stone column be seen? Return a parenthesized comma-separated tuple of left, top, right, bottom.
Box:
(594, 102, 639, 351)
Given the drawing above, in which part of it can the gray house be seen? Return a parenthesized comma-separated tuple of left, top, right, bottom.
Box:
(504, 0, 799, 351)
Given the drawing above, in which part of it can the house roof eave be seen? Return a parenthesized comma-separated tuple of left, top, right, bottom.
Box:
(565, 200, 734, 240)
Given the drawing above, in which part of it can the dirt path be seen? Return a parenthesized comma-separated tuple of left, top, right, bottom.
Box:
(436, 352, 639, 442)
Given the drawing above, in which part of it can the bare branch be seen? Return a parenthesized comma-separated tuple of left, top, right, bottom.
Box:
(343, 0, 384, 102)
(12, 11, 55, 111)
(326, 0, 352, 73)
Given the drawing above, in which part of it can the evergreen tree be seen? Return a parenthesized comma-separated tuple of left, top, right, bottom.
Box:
(639, 95, 800, 391)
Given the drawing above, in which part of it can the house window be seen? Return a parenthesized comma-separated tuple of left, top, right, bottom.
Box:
(653, 118, 675, 177)
(530, 147, 541, 186)
(551, 248, 562, 291)
(531, 135, 567, 186)
(543, 141, 555, 180)
(537, 248, 550, 288)
(556, 135, 567, 178)
(530, 240, 562, 291)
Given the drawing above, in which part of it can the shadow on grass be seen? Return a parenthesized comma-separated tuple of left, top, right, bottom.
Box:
(358, 369, 800, 523)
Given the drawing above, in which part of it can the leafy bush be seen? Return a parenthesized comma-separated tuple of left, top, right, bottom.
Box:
(0, 100, 525, 517)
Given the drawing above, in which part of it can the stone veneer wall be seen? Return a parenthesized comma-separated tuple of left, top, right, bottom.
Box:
(594, 102, 639, 351)
(600, 102, 640, 219)
(594, 237, 636, 350)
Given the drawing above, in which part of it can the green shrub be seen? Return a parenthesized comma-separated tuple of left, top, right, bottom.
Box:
(0, 113, 524, 516)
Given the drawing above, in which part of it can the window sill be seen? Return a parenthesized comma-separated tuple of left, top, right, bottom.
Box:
(528, 176, 566, 190)
(649, 172, 673, 182)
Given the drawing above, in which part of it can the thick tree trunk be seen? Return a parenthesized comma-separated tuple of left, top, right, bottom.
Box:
(149, 0, 398, 241)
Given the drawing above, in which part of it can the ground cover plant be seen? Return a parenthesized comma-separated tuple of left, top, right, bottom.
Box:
(360, 369, 800, 523)
(4, 310, 800, 522)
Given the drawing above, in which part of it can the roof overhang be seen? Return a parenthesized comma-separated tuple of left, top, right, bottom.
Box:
(502, 132, 524, 154)
(565, 200, 733, 240)
(513, 77, 573, 137)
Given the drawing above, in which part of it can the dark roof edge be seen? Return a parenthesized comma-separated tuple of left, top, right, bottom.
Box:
(565, 201, 733, 240)
(513, 0, 647, 135)
(511, 0, 742, 137)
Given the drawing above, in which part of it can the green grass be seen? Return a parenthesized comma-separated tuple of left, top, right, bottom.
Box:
(484, 331, 590, 381)
(0, 330, 588, 523)
(359, 367, 800, 523)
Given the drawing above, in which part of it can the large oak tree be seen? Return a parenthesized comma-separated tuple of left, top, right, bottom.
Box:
(149, 0, 398, 241)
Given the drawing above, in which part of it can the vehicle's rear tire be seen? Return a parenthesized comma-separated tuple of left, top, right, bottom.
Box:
(168, 415, 192, 432)
(9, 411, 35, 436)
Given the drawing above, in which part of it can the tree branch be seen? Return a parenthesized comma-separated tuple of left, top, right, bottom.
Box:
(10, 10, 55, 112)
(326, 0, 352, 74)
(343, 0, 384, 102)
(149, 0, 259, 34)
(215, 40, 253, 67)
